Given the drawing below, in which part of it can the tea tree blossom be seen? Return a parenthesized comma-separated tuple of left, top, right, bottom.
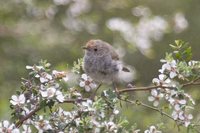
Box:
(148, 89, 164, 107)
(159, 60, 177, 78)
(79, 73, 97, 92)
(10, 94, 26, 106)
(144, 125, 162, 133)
(0, 120, 20, 133)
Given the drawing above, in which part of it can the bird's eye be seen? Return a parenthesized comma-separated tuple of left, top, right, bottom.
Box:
(94, 48, 97, 51)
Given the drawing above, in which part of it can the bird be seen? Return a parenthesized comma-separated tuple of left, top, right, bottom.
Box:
(82, 39, 133, 87)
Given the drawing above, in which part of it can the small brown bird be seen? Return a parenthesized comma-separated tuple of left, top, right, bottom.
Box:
(82, 39, 133, 85)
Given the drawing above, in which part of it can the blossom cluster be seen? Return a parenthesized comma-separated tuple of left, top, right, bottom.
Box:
(5, 62, 82, 132)
(148, 57, 198, 127)
(0, 62, 130, 133)
(79, 73, 97, 92)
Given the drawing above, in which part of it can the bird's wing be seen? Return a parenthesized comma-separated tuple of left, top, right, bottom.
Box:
(105, 42, 130, 72)
(105, 43, 119, 60)
(111, 50, 119, 60)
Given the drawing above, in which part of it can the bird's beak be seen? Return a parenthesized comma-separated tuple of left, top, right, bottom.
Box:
(82, 46, 88, 50)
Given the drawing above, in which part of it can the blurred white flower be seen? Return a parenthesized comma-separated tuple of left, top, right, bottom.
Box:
(173, 12, 188, 33)
(144, 125, 162, 133)
(107, 18, 135, 45)
(132, 6, 151, 17)
(53, 0, 70, 5)
(107, 14, 168, 56)
(68, 0, 91, 17)
(22, 124, 31, 133)
(113, 109, 119, 115)
(10, 94, 26, 106)
(79, 74, 96, 92)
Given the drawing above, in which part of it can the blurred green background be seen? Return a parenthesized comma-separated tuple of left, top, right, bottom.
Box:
(0, 0, 200, 132)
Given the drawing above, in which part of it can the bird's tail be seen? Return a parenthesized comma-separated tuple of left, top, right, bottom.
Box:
(117, 66, 135, 83)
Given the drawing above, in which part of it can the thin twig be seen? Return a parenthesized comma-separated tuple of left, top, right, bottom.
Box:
(90, 84, 102, 100)
(119, 85, 171, 94)
(119, 98, 176, 121)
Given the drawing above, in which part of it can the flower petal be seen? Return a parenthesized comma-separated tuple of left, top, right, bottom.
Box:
(148, 96, 155, 102)
(81, 74, 88, 80)
(85, 86, 91, 92)
(153, 101, 159, 107)
(79, 81, 85, 87)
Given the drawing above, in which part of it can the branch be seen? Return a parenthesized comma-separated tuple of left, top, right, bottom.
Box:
(63, 98, 87, 103)
(15, 106, 41, 128)
(15, 98, 87, 128)
(119, 78, 200, 94)
(119, 85, 171, 94)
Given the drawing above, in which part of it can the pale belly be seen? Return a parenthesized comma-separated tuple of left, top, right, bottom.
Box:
(83, 56, 119, 84)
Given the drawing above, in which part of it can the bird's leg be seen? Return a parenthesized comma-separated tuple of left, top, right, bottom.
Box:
(90, 84, 102, 100)
(112, 82, 123, 107)
(112, 82, 120, 98)
(112, 82, 118, 93)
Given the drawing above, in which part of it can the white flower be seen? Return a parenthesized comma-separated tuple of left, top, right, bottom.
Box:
(188, 60, 198, 66)
(22, 125, 31, 133)
(26, 65, 44, 70)
(10, 94, 26, 106)
(148, 89, 164, 107)
(0, 120, 20, 133)
(172, 110, 193, 127)
(79, 74, 96, 92)
(40, 87, 56, 98)
(172, 110, 179, 120)
(184, 114, 193, 127)
(34, 116, 52, 133)
(40, 73, 52, 83)
(52, 70, 68, 82)
(80, 99, 94, 112)
(113, 109, 119, 115)
(56, 90, 65, 102)
(159, 60, 177, 79)
(104, 121, 117, 132)
(144, 125, 162, 133)
(152, 74, 171, 86)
